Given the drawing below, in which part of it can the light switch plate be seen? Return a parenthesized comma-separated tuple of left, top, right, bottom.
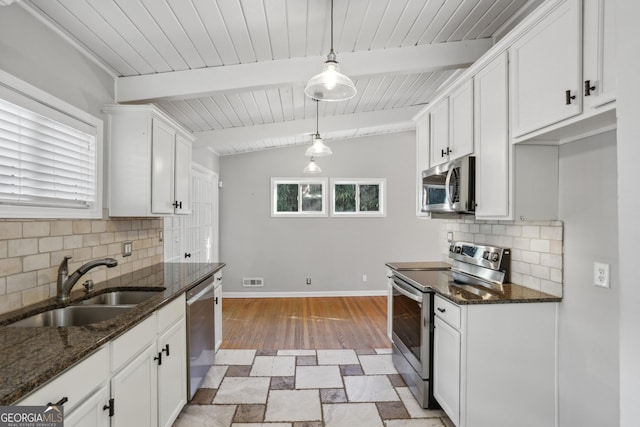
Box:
(593, 262, 610, 288)
(122, 241, 133, 257)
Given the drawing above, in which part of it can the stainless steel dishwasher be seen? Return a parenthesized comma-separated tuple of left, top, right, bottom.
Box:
(186, 273, 216, 400)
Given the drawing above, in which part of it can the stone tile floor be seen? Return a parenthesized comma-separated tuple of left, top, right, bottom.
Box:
(173, 349, 453, 427)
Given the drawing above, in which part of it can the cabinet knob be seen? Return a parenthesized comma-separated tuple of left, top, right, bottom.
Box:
(584, 80, 596, 97)
(565, 90, 576, 105)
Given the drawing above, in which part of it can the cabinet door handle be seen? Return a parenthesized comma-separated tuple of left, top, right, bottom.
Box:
(154, 352, 162, 366)
(437, 307, 446, 313)
(172, 201, 182, 209)
(441, 149, 446, 158)
(446, 147, 452, 155)
(584, 80, 596, 96)
(162, 344, 170, 357)
(214, 296, 219, 304)
(103, 398, 115, 417)
(565, 90, 576, 105)
(184, 252, 191, 258)
(47, 397, 68, 407)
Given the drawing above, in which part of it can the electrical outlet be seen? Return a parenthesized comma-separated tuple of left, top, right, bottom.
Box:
(447, 232, 454, 242)
(362, 274, 367, 282)
(122, 241, 132, 257)
(593, 262, 610, 288)
(306, 278, 312, 285)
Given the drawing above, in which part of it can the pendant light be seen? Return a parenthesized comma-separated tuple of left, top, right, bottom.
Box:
(303, 157, 322, 174)
(304, 0, 357, 102)
(305, 100, 332, 157)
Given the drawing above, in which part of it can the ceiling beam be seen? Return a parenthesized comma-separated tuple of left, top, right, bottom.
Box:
(116, 39, 493, 103)
(193, 105, 423, 154)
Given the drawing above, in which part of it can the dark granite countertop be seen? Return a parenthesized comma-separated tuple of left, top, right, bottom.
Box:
(389, 267, 562, 305)
(0, 262, 225, 406)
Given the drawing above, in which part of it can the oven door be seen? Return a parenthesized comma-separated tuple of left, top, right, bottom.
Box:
(391, 276, 432, 379)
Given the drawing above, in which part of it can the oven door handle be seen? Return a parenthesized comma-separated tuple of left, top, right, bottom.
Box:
(392, 280, 424, 303)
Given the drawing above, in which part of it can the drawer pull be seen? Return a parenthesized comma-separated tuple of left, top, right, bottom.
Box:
(437, 307, 446, 313)
(47, 397, 68, 407)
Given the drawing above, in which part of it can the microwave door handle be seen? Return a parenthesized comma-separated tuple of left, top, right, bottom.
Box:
(444, 167, 454, 205)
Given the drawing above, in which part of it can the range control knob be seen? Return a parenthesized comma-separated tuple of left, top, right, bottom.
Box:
(482, 251, 490, 260)
(490, 252, 500, 262)
(455, 246, 462, 254)
(449, 245, 455, 253)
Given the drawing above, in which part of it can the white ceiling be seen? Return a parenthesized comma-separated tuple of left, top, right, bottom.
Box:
(20, 0, 542, 155)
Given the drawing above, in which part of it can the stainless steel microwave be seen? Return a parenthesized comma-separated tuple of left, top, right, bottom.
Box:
(421, 156, 475, 214)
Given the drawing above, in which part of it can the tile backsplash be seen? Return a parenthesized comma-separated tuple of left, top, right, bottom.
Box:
(0, 218, 164, 314)
(441, 218, 564, 297)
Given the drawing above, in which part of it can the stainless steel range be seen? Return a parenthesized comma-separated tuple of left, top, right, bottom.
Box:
(390, 241, 511, 408)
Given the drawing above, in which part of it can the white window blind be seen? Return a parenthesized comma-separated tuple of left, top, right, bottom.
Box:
(0, 97, 97, 209)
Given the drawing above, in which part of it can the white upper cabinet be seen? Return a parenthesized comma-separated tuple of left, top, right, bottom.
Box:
(474, 53, 510, 219)
(510, 0, 582, 138)
(448, 80, 474, 162)
(106, 104, 193, 217)
(583, 0, 616, 109)
(429, 80, 474, 168)
(429, 98, 450, 168)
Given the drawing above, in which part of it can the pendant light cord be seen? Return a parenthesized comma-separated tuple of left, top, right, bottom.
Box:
(330, 0, 334, 53)
(316, 100, 320, 135)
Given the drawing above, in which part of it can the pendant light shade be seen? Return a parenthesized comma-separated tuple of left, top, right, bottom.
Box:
(303, 157, 322, 174)
(304, 0, 356, 102)
(305, 100, 332, 157)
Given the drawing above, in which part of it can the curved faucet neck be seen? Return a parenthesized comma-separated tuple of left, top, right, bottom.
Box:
(56, 257, 118, 303)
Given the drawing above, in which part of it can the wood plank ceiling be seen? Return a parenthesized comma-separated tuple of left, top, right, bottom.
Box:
(21, 0, 541, 155)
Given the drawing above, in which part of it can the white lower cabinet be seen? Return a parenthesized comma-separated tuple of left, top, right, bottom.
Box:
(433, 295, 557, 427)
(64, 384, 111, 427)
(14, 296, 188, 427)
(214, 278, 223, 351)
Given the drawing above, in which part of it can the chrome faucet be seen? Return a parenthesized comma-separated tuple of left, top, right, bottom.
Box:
(56, 256, 118, 303)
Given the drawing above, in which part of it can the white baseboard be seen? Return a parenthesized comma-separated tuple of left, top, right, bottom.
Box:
(223, 290, 387, 298)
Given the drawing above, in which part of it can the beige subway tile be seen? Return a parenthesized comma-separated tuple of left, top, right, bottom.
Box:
(132, 240, 143, 250)
(0, 258, 22, 276)
(107, 243, 120, 256)
(469, 224, 480, 233)
(132, 260, 144, 271)
(8, 238, 38, 257)
(127, 230, 140, 240)
(72, 247, 92, 262)
(7, 272, 37, 293)
(510, 272, 524, 285)
(37, 267, 57, 286)
(491, 224, 506, 235)
(531, 239, 551, 252)
(22, 285, 50, 306)
(142, 258, 152, 268)
(83, 233, 101, 247)
(0, 292, 22, 315)
(530, 264, 551, 280)
(51, 221, 73, 236)
(142, 220, 153, 230)
(72, 220, 91, 234)
(541, 226, 563, 241)
(131, 220, 142, 230)
(512, 261, 531, 275)
(63, 235, 83, 250)
(511, 249, 523, 262)
(498, 236, 513, 248)
(484, 235, 499, 246)
(23, 221, 50, 238)
(138, 230, 150, 239)
(549, 220, 563, 227)
(506, 225, 522, 236)
(90, 269, 107, 284)
(549, 240, 563, 254)
(39, 236, 64, 253)
(521, 275, 541, 291)
(473, 234, 486, 244)
(522, 226, 540, 238)
(522, 251, 540, 264)
(550, 268, 563, 283)
(0, 222, 22, 239)
(479, 224, 492, 234)
(23, 253, 50, 272)
(540, 280, 562, 297)
(0, 241, 7, 258)
(106, 265, 122, 279)
(91, 220, 107, 233)
(459, 224, 469, 233)
(100, 232, 115, 245)
(541, 253, 563, 269)
(92, 245, 108, 258)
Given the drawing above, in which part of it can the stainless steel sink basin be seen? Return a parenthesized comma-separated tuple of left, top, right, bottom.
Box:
(77, 289, 163, 306)
(7, 305, 132, 327)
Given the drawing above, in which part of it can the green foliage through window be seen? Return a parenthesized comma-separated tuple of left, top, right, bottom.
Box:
(335, 184, 356, 212)
(331, 180, 385, 216)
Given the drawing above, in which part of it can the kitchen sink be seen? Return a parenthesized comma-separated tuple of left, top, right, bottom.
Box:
(7, 305, 132, 327)
(76, 289, 164, 306)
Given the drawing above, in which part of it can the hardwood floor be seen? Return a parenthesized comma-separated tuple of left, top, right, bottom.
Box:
(221, 296, 391, 350)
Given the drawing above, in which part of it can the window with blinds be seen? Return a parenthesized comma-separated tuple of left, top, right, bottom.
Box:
(0, 72, 102, 218)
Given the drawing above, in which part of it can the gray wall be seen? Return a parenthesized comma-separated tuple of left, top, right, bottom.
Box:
(557, 131, 619, 426)
(0, 5, 113, 118)
(219, 131, 443, 294)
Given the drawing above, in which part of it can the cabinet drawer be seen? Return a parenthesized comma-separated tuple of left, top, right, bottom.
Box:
(16, 346, 109, 411)
(157, 295, 185, 333)
(111, 315, 156, 372)
(435, 296, 461, 330)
